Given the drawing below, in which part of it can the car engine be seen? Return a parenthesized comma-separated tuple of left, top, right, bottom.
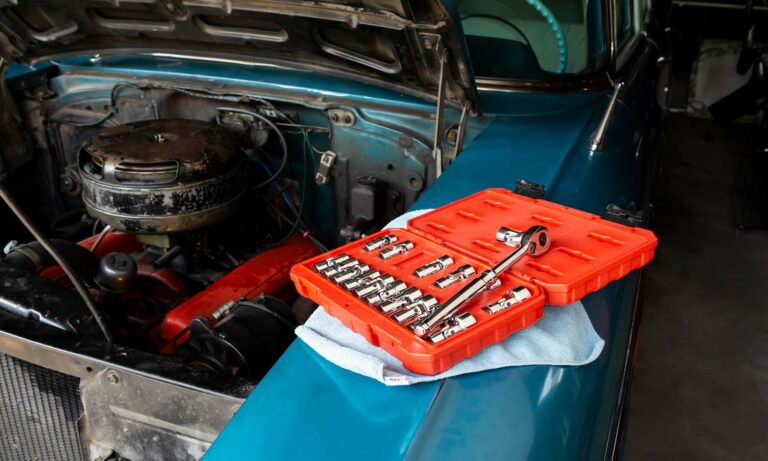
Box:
(0, 79, 435, 382)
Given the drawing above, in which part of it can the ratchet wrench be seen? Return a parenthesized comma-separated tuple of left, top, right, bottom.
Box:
(411, 225, 550, 337)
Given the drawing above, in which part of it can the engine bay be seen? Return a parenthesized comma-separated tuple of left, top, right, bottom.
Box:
(0, 70, 438, 382)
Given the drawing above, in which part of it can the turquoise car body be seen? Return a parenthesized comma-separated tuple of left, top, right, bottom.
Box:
(3, 0, 662, 458)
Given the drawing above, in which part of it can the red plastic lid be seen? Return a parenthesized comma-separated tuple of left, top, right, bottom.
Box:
(407, 189, 657, 305)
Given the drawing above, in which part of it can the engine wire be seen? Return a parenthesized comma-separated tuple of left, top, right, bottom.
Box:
(262, 131, 309, 249)
(90, 224, 112, 252)
(216, 107, 289, 189)
(63, 83, 143, 127)
(219, 105, 326, 251)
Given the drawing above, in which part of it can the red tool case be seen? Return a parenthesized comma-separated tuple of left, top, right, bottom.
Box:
(290, 189, 657, 375)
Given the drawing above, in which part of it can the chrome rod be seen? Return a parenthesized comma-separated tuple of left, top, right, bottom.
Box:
(433, 47, 448, 177)
(589, 81, 625, 152)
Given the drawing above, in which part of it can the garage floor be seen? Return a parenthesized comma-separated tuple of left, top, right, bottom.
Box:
(624, 115, 768, 460)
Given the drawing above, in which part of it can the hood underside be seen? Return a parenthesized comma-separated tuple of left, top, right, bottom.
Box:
(0, 0, 474, 106)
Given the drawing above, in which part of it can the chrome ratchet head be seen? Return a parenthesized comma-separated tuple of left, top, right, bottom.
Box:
(521, 225, 550, 256)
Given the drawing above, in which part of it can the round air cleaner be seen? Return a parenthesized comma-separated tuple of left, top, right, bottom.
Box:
(79, 119, 245, 233)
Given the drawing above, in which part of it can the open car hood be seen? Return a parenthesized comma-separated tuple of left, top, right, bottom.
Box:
(0, 0, 474, 106)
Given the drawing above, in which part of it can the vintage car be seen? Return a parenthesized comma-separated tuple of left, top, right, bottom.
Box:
(0, 0, 662, 460)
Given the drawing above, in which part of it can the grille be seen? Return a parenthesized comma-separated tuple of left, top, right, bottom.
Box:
(0, 352, 83, 461)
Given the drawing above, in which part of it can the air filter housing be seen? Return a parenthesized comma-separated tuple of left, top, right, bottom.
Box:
(79, 119, 246, 233)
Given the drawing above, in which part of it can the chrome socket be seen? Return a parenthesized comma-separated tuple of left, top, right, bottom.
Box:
(314, 253, 350, 272)
(428, 312, 477, 343)
(380, 287, 423, 314)
(379, 240, 414, 260)
(483, 286, 532, 314)
(413, 255, 455, 278)
(332, 263, 371, 284)
(496, 226, 525, 247)
(433, 264, 476, 289)
(363, 234, 398, 252)
(354, 274, 396, 298)
(322, 258, 360, 278)
(365, 280, 408, 306)
(392, 295, 439, 324)
(342, 269, 381, 291)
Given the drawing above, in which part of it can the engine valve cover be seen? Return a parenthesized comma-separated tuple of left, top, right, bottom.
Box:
(79, 119, 245, 233)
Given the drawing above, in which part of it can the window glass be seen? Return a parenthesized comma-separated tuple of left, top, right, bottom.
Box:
(457, 0, 604, 79)
(634, 0, 651, 31)
(615, 0, 650, 66)
(615, 0, 633, 48)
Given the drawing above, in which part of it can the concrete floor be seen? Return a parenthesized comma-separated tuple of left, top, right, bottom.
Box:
(624, 115, 768, 460)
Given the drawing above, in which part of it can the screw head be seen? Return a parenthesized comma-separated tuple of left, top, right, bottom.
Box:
(445, 127, 459, 145)
(106, 370, 121, 385)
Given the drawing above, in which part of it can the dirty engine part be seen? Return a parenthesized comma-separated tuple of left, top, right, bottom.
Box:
(79, 119, 246, 233)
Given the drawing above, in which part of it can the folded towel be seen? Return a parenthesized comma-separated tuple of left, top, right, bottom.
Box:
(295, 210, 605, 385)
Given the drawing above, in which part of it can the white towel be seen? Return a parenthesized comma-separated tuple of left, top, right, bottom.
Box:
(295, 210, 605, 386)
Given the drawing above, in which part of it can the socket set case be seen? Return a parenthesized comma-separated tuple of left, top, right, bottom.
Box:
(290, 189, 657, 375)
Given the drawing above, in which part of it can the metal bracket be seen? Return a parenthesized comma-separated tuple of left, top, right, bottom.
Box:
(315, 150, 337, 185)
(327, 109, 355, 127)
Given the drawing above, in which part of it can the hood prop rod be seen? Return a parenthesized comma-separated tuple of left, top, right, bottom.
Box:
(432, 47, 448, 178)
(0, 182, 113, 344)
(452, 100, 471, 161)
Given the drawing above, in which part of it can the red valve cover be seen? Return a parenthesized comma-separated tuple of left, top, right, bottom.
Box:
(155, 235, 318, 345)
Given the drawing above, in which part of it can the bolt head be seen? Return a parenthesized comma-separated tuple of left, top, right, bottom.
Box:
(106, 370, 121, 385)
(446, 129, 458, 143)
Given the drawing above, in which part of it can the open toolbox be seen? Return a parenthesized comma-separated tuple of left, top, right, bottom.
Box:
(290, 189, 657, 375)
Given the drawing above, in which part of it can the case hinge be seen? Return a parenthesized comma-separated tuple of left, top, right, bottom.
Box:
(604, 204, 645, 227)
(514, 179, 545, 199)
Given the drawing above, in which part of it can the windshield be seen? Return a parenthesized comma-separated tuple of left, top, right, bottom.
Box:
(457, 0, 605, 79)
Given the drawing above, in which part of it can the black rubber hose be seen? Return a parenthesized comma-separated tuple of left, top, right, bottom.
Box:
(3, 239, 100, 281)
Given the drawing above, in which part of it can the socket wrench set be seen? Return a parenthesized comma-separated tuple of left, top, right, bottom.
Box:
(290, 189, 657, 375)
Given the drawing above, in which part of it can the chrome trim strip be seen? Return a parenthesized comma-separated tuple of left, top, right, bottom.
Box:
(475, 73, 612, 93)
